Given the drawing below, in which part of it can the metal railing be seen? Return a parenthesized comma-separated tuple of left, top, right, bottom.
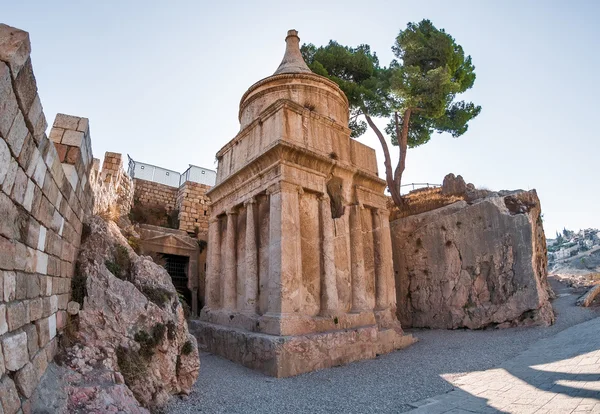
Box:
(400, 182, 442, 193)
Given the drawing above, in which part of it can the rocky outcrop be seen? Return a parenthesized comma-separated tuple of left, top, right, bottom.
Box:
(391, 189, 554, 329)
(47, 216, 200, 411)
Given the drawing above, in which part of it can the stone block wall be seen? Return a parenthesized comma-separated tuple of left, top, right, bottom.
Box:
(0, 24, 94, 412)
(90, 152, 133, 217)
(177, 181, 210, 235)
(133, 178, 178, 212)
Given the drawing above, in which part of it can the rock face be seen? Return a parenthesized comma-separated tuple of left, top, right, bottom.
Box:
(391, 189, 554, 329)
(60, 216, 200, 410)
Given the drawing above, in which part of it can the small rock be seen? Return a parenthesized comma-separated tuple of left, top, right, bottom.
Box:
(67, 301, 80, 315)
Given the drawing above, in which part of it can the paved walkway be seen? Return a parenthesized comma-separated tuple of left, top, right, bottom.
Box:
(406, 316, 600, 413)
(169, 279, 599, 413)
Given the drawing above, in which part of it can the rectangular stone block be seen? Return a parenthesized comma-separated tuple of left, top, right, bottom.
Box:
(29, 297, 42, 321)
(37, 225, 46, 251)
(48, 312, 56, 339)
(36, 251, 48, 274)
(0, 61, 19, 139)
(0, 236, 16, 270)
(0, 191, 20, 240)
(1, 330, 29, 371)
(53, 113, 79, 130)
(15, 361, 37, 398)
(1, 159, 19, 195)
(0, 23, 32, 77)
(14, 58, 37, 116)
(32, 348, 47, 381)
(0, 304, 6, 335)
(6, 110, 28, 157)
(48, 127, 64, 144)
(35, 316, 49, 348)
(2, 270, 16, 302)
(61, 130, 83, 147)
(15, 271, 27, 300)
(23, 322, 38, 356)
(26, 274, 40, 298)
(7, 301, 28, 331)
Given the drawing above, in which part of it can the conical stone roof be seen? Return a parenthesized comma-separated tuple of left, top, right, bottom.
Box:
(273, 29, 312, 75)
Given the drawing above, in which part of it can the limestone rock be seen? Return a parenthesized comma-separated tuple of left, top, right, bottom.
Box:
(391, 189, 554, 329)
(65, 215, 199, 410)
(441, 173, 467, 196)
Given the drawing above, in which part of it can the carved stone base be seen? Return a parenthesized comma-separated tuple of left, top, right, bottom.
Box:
(189, 319, 416, 377)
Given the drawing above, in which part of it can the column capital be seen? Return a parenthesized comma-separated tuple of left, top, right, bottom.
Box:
(226, 208, 238, 216)
(318, 193, 330, 202)
(266, 183, 281, 196)
(377, 208, 390, 219)
(243, 196, 256, 206)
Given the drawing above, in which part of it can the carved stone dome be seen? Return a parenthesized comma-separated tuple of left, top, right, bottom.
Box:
(238, 30, 349, 129)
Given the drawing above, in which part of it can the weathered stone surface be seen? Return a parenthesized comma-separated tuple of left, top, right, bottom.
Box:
(0, 304, 7, 335)
(7, 301, 28, 330)
(0, 375, 21, 414)
(66, 301, 80, 315)
(15, 361, 38, 398)
(198, 29, 413, 377)
(2, 330, 29, 371)
(71, 215, 199, 409)
(30, 361, 149, 414)
(391, 189, 554, 329)
(441, 173, 467, 196)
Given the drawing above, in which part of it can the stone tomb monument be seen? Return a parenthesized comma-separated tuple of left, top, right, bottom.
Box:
(195, 30, 415, 377)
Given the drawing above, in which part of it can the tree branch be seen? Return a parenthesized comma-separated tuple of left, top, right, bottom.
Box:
(364, 111, 403, 206)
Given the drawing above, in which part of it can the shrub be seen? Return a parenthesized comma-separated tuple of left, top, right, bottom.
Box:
(181, 340, 194, 356)
(133, 323, 166, 360)
(117, 346, 148, 383)
(106, 244, 132, 281)
(166, 321, 177, 341)
(141, 285, 173, 308)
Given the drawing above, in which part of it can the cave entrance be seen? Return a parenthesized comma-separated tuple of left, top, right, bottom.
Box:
(163, 254, 191, 308)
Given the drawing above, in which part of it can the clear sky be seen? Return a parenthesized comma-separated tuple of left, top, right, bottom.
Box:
(3, 0, 598, 236)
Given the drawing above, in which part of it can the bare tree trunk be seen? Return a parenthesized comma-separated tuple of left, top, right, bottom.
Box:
(393, 109, 411, 204)
(364, 113, 403, 207)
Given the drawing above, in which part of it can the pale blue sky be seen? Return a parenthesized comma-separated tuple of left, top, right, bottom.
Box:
(3, 0, 598, 236)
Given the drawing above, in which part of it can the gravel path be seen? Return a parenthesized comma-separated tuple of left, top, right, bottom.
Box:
(167, 278, 599, 413)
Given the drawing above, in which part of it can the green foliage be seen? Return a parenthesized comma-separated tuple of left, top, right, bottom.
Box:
(181, 340, 194, 356)
(141, 285, 173, 308)
(166, 321, 177, 341)
(302, 19, 480, 147)
(133, 323, 166, 360)
(105, 244, 132, 281)
(116, 345, 147, 383)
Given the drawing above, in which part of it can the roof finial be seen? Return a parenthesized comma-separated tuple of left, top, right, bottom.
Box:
(273, 29, 311, 75)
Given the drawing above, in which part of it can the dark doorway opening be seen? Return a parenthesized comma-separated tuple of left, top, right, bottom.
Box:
(163, 254, 192, 308)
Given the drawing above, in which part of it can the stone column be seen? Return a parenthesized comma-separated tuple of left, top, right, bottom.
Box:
(372, 209, 388, 310)
(223, 209, 238, 310)
(244, 197, 258, 314)
(319, 194, 338, 315)
(205, 217, 221, 309)
(349, 203, 368, 311)
(266, 183, 302, 315)
(379, 208, 396, 307)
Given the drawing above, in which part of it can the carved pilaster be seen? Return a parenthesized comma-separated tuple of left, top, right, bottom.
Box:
(349, 203, 368, 311)
(222, 209, 238, 310)
(243, 198, 258, 314)
(319, 194, 338, 315)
